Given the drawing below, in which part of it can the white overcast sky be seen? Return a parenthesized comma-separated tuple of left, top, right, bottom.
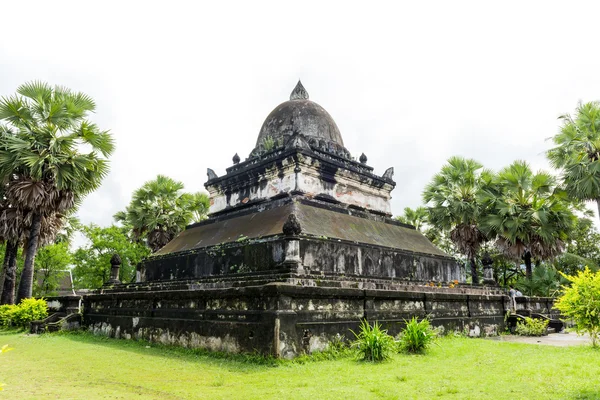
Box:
(2, 0, 600, 235)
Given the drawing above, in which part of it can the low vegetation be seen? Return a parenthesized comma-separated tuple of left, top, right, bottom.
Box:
(0, 298, 47, 328)
(397, 317, 437, 353)
(515, 317, 549, 337)
(350, 320, 395, 362)
(1, 330, 600, 399)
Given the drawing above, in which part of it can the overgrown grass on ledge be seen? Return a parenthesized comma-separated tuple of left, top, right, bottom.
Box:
(1, 329, 600, 399)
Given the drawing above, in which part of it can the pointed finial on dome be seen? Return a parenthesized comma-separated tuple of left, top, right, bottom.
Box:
(290, 80, 309, 100)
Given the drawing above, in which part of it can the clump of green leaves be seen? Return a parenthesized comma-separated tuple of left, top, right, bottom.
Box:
(397, 317, 436, 354)
(261, 136, 276, 152)
(350, 320, 395, 362)
(515, 317, 549, 337)
(0, 298, 48, 328)
(555, 267, 600, 347)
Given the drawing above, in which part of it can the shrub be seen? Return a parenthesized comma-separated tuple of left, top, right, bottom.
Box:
(0, 299, 48, 329)
(515, 317, 549, 336)
(350, 320, 395, 362)
(397, 317, 436, 354)
(555, 267, 600, 347)
(0, 305, 14, 327)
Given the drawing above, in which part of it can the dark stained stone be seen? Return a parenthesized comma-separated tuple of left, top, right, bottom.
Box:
(253, 82, 348, 158)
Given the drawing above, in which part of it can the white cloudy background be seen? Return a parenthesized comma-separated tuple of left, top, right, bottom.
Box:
(2, 0, 600, 239)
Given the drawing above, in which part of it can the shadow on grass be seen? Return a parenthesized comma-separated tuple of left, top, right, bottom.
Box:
(570, 389, 600, 399)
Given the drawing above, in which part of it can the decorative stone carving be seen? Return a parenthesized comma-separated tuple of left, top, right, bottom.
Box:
(232, 153, 240, 164)
(359, 153, 367, 164)
(282, 214, 302, 236)
(481, 252, 495, 285)
(290, 80, 309, 100)
(207, 168, 218, 180)
(383, 167, 394, 180)
(285, 132, 310, 150)
(108, 253, 122, 284)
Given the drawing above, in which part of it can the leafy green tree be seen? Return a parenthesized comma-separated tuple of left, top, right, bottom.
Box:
(550, 216, 600, 275)
(479, 161, 575, 279)
(114, 175, 210, 252)
(555, 267, 600, 347)
(547, 101, 600, 221)
(72, 224, 150, 289)
(0, 81, 114, 301)
(423, 157, 488, 284)
(33, 242, 73, 297)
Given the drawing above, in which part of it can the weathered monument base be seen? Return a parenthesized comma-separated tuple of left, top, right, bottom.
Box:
(82, 283, 519, 358)
(72, 82, 561, 358)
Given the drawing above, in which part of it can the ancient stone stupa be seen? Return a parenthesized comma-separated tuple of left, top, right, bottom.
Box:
(84, 82, 506, 358)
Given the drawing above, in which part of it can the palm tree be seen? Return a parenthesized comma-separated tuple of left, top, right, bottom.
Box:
(479, 161, 575, 279)
(0, 81, 113, 301)
(396, 207, 428, 231)
(547, 101, 600, 221)
(115, 175, 210, 252)
(423, 157, 488, 284)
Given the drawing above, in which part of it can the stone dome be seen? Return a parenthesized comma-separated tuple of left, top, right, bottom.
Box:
(253, 81, 349, 157)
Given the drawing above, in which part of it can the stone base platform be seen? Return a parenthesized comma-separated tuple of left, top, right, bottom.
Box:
(78, 282, 557, 358)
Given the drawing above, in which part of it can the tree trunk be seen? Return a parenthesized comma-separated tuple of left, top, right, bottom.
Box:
(470, 257, 479, 285)
(1, 241, 19, 305)
(524, 250, 532, 280)
(16, 212, 42, 302)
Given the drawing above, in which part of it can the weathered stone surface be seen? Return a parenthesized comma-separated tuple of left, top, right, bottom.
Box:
(82, 284, 529, 357)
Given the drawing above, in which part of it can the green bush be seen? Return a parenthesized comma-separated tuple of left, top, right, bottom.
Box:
(515, 317, 549, 336)
(397, 317, 436, 354)
(0, 305, 13, 326)
(0, 299, 48, 329)
(555, 267, 600, 347)
(350, 320, 395, 362)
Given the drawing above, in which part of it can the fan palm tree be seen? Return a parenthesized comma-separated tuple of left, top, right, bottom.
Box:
(0, 81, 113, 301)
(396, 207, 428, 231)
(423, 157, 488, 284)
(479, 161, 575, 279)
(547, 101, 600, 221)
(115, 175, 210, 252)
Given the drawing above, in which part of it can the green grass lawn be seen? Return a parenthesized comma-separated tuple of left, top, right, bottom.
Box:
(1, 330, 599, 400)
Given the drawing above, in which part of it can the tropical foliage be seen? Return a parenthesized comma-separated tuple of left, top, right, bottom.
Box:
(114, 175, 209, 252)
(547, 101, 600, 221)
(0, 81, 113, 301)
(350, 320, 395, 362)
(423, 157, 488, 284)
(72, 224, 150, 289)
(555, 267, 600, 347)
(397, 317, 436, 354)
(33, 242, 73, 297)
(478, 161, 575, 279)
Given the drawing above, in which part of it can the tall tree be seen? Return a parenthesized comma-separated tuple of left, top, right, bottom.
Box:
(547, 101, 600, 221)
(0, 81, 114, 300)
(396, 207, 428, 231)
(114, 175, 210, 252)
(479, 161, 575, 279)
(72, 224, 150, 289)
(423, 157, 487, 284)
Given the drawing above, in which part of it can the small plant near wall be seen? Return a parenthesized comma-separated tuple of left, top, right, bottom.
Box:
(350, 320, 395, 362)
(0, 298, 48, 329)
(515, 317, 549, 337)
(397, 317, 436, 354)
